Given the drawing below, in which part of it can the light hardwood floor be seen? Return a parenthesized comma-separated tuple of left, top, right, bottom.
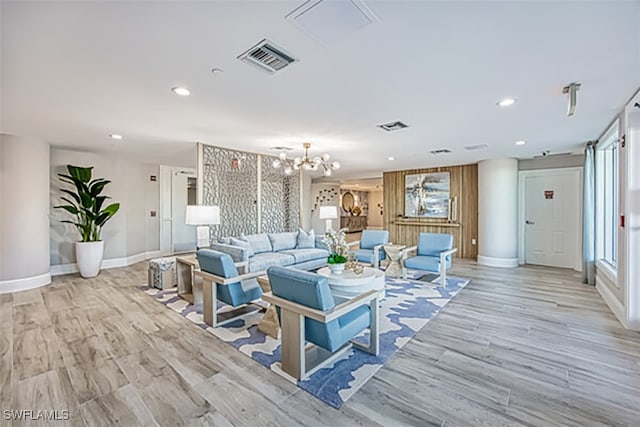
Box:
(1, 261, 639, 426)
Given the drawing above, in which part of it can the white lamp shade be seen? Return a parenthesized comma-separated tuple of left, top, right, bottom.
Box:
(185, 205, 220, 225)
(318, 205, 338, 219)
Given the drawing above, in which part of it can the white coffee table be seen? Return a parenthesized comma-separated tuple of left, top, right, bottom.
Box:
(317, 266, 385, 299)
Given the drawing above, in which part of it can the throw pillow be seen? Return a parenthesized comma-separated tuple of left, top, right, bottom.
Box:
(268, 232, 298, 252)
(296, 228, 315, 249)
(240, 233, 273, 254)
(230, 237, 254, 257)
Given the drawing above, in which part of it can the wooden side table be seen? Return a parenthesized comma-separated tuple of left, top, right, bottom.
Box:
(383, 244, 406, 278)
(176, 254, 203, 305)
(257, 276, 280, 339)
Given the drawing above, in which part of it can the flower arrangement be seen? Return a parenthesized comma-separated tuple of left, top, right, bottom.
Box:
(322, 228, 349, 264)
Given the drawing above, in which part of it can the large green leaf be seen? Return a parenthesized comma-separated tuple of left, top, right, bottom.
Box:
(56, 165, 119, 242)
(79, 191, 94, 209)
(89, 179, 110, 197)
(55, 205, 79, 215)
(60, 189, 81, 204)
(67, 165, 93, 183)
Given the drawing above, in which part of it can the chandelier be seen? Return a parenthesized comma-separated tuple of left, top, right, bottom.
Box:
(272, 143, 340, 176)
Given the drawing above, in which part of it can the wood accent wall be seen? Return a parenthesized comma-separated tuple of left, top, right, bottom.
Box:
(383, 164, 478, 259)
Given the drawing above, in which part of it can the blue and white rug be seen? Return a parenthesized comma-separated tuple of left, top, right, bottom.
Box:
(141, 271, 469, 408)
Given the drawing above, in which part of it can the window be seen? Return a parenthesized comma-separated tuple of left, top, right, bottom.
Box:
(596, 122, 619, 269)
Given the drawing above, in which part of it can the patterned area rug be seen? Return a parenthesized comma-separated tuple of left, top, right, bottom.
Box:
(141, 271, 469, 409)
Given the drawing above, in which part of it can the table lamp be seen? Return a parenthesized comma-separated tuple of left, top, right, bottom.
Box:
(185, 205, 220, 248)
(319, 206, 338, 233)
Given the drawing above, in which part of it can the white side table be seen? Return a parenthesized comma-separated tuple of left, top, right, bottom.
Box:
(317, 267, 385, 299)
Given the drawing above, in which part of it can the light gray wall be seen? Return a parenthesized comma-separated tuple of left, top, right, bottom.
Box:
(518, 154, 584, 171)
(50, 148, 160, 265)
(0, 134, 51, 281)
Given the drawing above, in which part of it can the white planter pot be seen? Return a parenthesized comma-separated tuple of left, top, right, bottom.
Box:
(328, 262, 346, 275)
(76, 241, 104, 278)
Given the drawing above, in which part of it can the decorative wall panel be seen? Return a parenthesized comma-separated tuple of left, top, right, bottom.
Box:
(260, 155, 300, 233)
(200, 144, 301, 240)
(202, 145, 258, 239)
(383, 164, 478, 259)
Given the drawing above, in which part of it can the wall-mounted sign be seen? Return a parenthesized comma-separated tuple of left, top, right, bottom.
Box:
(544, 190, 554, 199)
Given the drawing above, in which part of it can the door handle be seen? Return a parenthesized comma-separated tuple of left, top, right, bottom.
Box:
(526, 220, 535, 225)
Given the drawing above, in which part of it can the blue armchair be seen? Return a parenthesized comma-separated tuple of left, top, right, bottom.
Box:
(263, 266, 379, 380)
(352, 230, 390, 268)
(195, 249, 266, 327)
(402, 233, 458, 286)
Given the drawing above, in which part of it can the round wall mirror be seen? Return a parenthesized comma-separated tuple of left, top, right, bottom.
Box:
(342, 192, 355, 213)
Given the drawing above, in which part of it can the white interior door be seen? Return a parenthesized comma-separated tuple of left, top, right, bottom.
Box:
(524, 169, 582, 269)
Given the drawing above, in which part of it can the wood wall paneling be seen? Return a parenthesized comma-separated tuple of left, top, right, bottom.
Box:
(383, 164, 478, 259)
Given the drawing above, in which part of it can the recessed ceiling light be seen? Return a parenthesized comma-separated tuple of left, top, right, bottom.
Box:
(211, 68, 224, 74)
(515, 140, 527, 145)
(387, 156, 395, 160)
(109, 134, 123, 140)
(171, 86, 190, 96)
(497, 98, 516, 107)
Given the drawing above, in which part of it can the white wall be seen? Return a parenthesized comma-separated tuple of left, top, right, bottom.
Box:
(518, 154, 584, 171)
(595, 90, 640, 330)
(310, 182, 341, 234)
(478, 158, 519, 268)
(300, 173, 312, 230)
(0, 134, 51, 292)
(50, 148, 160, 270)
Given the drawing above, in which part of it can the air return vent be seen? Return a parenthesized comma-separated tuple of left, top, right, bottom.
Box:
(429, 149, 452, 155)
(378, 121, 409, 132)
(238, 39, 298, 74)
(464, 144, 489, 151)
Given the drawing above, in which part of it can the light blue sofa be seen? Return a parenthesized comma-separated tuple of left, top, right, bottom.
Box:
(210, 231, 329, 273)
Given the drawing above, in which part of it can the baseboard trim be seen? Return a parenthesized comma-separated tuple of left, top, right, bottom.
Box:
(50, 250, 162, 277)
(0, 272, 52, 294)
(596, 278, 628, 329)
(477, 255, 519, 268)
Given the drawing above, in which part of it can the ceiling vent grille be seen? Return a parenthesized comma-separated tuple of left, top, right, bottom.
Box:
(238, 39, 298, 74)
(378, 121, 408, 132)
(464, 144, 489, 151)
(429, 149, 452, 155)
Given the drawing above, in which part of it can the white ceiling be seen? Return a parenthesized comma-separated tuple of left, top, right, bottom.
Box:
(2, 1, 639, 178)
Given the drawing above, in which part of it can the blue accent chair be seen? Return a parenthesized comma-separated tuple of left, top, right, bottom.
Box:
(263, 266, 379, 380)
(402, 233, 458, 286)
(196, 249, 265, 327)
(352, 230, 389, 268)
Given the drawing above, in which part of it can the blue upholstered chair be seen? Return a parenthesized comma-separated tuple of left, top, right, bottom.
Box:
(352, 230, 390, 268)
(195, 249, 265, 327)
(263, 266, 379, 380)
(402, 233, 458, 286)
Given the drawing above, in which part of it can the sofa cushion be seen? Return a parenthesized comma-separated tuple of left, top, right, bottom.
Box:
(210, 243, 249, 262)
(296, 228, 315, 249)
(240, 233, 272, 254)
(280, 248, 329, 264)
(218, 237, 232, 245)
(230, 237, 254, 257)
(249, 252, 295, 272)
(404, 255, 441, 272)
(268, 232, 298, 252)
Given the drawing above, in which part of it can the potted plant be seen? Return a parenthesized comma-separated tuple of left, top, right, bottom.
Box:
(55, 165, 120, 278)
(322, 228, 349, 274)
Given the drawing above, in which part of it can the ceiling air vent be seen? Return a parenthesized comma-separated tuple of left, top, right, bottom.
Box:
(238, 39, 298, 74)
(429, 149, 452, 155)
(378, 121, 408, 132)
(464, 144, 489, 151)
